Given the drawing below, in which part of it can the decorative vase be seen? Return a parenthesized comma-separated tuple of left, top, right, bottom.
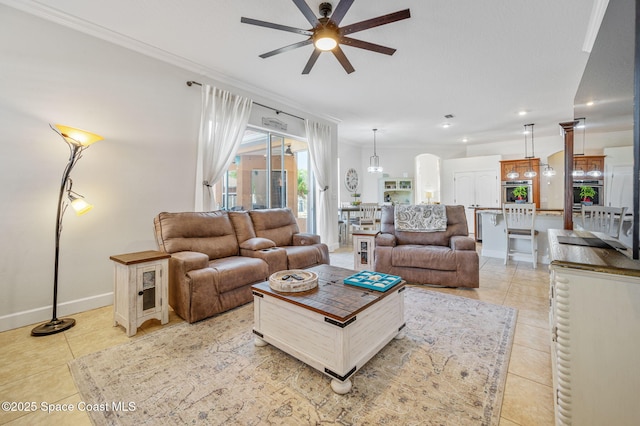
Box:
(515, 199, 525, 204)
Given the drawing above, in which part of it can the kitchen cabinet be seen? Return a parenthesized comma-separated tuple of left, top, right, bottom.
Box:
(500, 158, 541, 206)
(571, 155, 604, 178)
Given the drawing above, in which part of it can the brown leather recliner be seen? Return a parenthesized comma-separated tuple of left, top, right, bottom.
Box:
(153, 211, 269, 323)
(230, 208, 330, 275)
(374, 205, 479, 288)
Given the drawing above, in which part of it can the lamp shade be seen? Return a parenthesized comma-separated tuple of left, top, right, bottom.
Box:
(69, 194, 94, 216)
(55, 124, 103, 146)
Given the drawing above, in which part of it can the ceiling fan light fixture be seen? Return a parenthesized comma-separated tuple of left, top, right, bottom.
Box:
(314, 28, 338, 51)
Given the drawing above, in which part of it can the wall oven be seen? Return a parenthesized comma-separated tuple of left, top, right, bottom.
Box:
(501, 180, 533, 204)
(573, 179, 604, 209)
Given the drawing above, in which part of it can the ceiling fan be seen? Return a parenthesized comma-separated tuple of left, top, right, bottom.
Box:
(240, 0, 411, 74)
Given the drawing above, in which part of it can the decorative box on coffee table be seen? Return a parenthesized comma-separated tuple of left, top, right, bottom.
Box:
(110, 250, 170, 336)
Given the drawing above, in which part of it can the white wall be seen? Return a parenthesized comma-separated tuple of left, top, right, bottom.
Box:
(0, 5, 337, 331)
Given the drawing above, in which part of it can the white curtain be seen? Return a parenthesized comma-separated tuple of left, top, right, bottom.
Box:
(194, 84, 253, 211)
(305, 119, 333, 243)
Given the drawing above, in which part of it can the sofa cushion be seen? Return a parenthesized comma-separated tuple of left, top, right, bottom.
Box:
(154, 211, 239, 259)
(249, 208, 299, 247)
(209, 256, 268, 294)
(281, 246, 324, 270)
(391, 245, 457, 271)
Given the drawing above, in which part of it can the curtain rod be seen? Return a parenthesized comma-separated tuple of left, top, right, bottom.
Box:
(186, 80, 305, 121)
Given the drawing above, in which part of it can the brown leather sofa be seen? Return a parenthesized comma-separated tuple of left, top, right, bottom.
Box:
(153, 208, 329, 323)
(374, 205, 479, 288)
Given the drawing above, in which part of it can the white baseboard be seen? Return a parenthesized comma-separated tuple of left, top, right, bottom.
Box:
(0, 292, 114, 333)
(328, 242, 340, 252)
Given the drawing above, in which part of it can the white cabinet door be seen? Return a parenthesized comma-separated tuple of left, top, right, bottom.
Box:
(454, 170, 498, 233)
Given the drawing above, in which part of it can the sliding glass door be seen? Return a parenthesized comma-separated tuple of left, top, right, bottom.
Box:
(215, 127, 315, 233)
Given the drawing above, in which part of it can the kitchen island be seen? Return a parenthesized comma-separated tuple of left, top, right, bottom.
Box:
(478, 209, 564, 265)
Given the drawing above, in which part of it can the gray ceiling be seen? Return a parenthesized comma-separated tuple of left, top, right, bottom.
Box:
(8, 0, 603, 151)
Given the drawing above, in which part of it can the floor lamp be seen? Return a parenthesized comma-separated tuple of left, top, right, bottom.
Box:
(31, 124, 103, 337)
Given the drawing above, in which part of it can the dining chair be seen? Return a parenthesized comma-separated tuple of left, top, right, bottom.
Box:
(502, 203, 538, 268)
(351, 203, 378, 232)
(581, 205, 628, 239)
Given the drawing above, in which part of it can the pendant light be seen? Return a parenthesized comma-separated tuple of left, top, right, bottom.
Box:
(523, 123, 537, 178)
(367, 128, 383, 173)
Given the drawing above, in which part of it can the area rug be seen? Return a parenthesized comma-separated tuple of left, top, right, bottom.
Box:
(69, 288, 517, 425)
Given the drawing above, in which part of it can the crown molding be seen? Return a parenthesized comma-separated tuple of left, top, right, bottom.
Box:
(582, 0, 609, 53)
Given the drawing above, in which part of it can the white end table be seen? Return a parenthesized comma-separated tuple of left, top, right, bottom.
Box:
(352, 230, 378, 271)
(110, 250, 170, 336)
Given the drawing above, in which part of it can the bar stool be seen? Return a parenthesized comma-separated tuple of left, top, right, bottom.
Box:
(581, 205, 628, 239)
(503, 203, 538, 268)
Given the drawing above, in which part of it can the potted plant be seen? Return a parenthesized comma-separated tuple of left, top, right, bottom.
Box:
(512, 186, 528, 203)
(580, 185, 596, 205)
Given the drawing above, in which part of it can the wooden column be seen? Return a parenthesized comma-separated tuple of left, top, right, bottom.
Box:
(560, 121, 579, 230)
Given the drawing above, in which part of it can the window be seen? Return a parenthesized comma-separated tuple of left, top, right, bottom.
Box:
(215, 127, 315, 232)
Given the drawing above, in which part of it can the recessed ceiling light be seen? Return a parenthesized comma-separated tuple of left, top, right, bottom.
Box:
(462, 138, 468, 143)
(518, 111, 527, 116)
(586, 101, 595, 106)
(442, 123, 451, 128)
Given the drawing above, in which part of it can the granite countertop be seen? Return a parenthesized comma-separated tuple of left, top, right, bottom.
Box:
(548, 228, 640, 277)
(478, 208, 564, 217)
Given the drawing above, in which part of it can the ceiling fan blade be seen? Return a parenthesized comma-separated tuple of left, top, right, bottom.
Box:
(340, 36, 396, 55)
(292, 0, 320, 27)
(260, 39, 313, 58)
(241, 17, 312, 36)
(332, 46, 355, 74)
(302, 49, 322, 74)
(340, 9, 411, 36)
(330, 0, 355, 25)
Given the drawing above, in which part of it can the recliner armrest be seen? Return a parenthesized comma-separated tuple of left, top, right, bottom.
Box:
(239, 237, 276, 251)
(170, 251, 209, 271)
(375, 233, 396, 247)
(293, 233, 321, 246)
(450, 235, 476, 251)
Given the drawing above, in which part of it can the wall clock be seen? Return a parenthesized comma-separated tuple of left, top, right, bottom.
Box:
(345, 168, 359, 192)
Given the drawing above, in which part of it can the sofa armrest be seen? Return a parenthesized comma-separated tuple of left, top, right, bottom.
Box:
(375, 233, 397, 247)
(239, 237, 276, 251)
(293, 233, 321, 246)
(170, 251, 209, 271)
(450, 235, 476, 251)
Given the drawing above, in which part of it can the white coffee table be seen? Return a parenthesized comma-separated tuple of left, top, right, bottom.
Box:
(252, 264, 405, 394)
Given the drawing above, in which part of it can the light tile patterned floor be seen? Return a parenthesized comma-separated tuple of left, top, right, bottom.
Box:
(0, 245, 553, 425)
